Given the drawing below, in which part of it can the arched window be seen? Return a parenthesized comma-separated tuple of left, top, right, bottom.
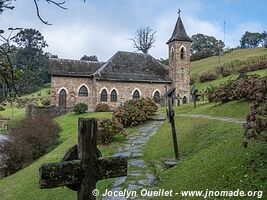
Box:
(100, 89, 108, 102)
(133, 90, 140, 100)
(110, 89, 117, 102)
(153, 91, 161, 104)
(182, 96, 187, 104)
(59, 89, 67, 109)
(180, 47, 185, 59)
(78, 85, 88, 96)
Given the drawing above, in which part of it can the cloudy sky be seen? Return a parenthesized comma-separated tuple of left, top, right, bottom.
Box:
(1, 0, 266, 61)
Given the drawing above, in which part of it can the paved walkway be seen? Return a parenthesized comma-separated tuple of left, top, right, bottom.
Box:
(103, 117, 165, 200)
(177, 114, 245, 124)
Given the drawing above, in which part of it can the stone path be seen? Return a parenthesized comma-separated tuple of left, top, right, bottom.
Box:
(103, 116, 165, 200)
(177, 114, 245, 124)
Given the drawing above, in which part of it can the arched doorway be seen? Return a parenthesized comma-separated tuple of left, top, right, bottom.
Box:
(59, 89, 67, 109)
(182, 96, 187, 104)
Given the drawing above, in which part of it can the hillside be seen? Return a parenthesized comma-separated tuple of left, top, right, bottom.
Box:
(190, 47, 267, 75)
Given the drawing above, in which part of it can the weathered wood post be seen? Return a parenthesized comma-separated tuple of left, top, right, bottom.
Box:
(165, 88, 180, 160)
(78, 118, 97, 200)
(39, 118, 127, 200)
(191, 85, 197, 109)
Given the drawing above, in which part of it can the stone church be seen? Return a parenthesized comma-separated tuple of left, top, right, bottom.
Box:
(49, 14, 191, 111)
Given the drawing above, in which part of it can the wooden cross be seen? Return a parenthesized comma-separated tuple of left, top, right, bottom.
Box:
(39, 118, 127, 200)
(178, 9, 181, 17)
(191, 85, 200, 109)
(164, 88, 180, 160)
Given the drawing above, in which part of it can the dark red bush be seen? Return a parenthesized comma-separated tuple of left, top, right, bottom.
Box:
(0, 113, 60, 175)
(199, 71, 218, 82)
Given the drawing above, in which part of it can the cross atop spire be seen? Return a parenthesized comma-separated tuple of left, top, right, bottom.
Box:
(178, 9, 181, 17)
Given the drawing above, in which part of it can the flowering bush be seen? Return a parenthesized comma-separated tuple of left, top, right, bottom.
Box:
(95, 103, 110, 112)
(113, 98, 158, 127)
(97, 119, 126, 144)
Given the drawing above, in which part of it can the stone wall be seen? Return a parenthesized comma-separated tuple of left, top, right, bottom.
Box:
(95, 80, 169, 109)
(51, 75, 170, 111)
(51, 76, 95, 111)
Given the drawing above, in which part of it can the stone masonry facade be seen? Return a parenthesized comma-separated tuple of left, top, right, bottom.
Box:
(51, 75, 169, 111)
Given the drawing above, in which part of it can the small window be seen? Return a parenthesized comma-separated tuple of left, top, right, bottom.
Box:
(171, 47, 175, 60)
(110, 89, 117, 102)
(180, 47, 185, 59)
(100, 89, 108, 102)
(78, 85, 88, 96)
(153, 91, 161, 104)
(133, 90, 140, 100)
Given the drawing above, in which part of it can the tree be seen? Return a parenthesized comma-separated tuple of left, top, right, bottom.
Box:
(80, 55, 98, 61)
(240, 31, 264, 48)
(12, 28, 49, 94)
(131, 27, 156, 54)
(191, 33, 225, 61)
(0, 28, 21, 100)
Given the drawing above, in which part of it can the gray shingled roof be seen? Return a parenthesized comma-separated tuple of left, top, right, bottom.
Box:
(166, 16, 192, 44)
(49, 58, 104, 77)
(94, 51, 171, 83)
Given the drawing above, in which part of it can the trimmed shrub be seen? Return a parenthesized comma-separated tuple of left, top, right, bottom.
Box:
(73, 102, 88, 114)
(199, 71, 218, 82)
(95, 103, 110, 112)
(97, 119, 126, 144)
(41, 99, 51, 107)
(113, 98, 158, 127)
(0, 113, 60, 175)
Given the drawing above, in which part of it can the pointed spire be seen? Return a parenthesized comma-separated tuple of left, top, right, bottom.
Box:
(166, 10, 192, 44)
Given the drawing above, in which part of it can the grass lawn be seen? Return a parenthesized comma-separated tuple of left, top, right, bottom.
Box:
(190, 47, 267, 75)
(0, 111, 122, 200)
(143, 116, 267, 199)
(174, 100, 250, 119)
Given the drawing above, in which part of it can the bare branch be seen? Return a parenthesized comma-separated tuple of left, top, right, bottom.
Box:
(46, 0, 67, 10)
(33, 0, 52, 25)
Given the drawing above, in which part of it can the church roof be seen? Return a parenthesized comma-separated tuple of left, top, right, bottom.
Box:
(166, 16, 192, 44)
(49, 58, 104, 77)
(93, 51, 171, 83)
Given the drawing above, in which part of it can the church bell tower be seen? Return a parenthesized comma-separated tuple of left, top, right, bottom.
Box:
(167, 10, 192, 104)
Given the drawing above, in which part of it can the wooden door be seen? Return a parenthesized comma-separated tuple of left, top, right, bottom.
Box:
(59, 89, 67, 109)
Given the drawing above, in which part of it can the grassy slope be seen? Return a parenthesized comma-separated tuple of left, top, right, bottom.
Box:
(190, 47, 267, 75)
(175, 100, 250, 119)
(143, 106, 266, 199)
(0, 112, 120, 200)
